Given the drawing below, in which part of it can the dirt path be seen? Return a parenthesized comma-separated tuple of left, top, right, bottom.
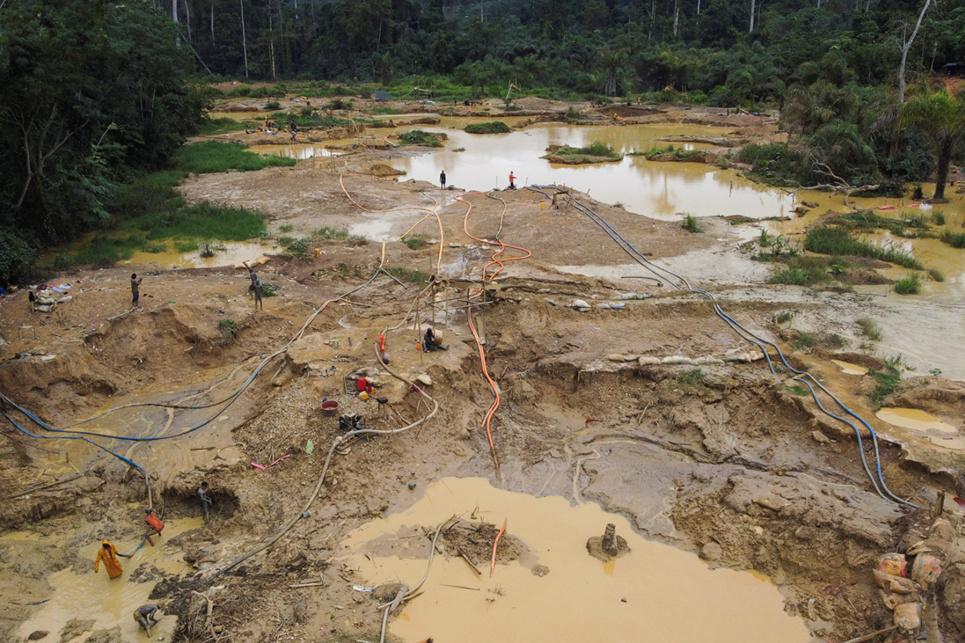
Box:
(2, 116, 964, 643)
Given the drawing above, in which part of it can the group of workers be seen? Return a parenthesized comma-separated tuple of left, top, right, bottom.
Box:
(93, 481, 214, 635)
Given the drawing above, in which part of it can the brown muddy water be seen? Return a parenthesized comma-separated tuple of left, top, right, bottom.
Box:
(341, 477, 812, 643)
(10, 516, 201, 641)
(126, 241, 271, 269)
(876, 407, 965, 450)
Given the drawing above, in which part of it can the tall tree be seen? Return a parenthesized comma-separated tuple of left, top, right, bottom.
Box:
(898, 0, 932, 103)
(899, 88, 965, 199)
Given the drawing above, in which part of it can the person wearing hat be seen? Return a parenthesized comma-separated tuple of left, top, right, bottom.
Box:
(143, 507, 165, 546)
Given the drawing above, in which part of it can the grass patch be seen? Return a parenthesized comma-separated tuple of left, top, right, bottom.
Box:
(636, 144, 707, 162)
(313, 227, 366, 246)
(398, 130, 446, 147)
(678, 368, 709, 387)
(145, 202, 267, 241)
(788, 384, 809, 396)
(371, 106, 404, 115)
(280, 237, 313, 261)
(939, 230, 965, 248)
(768, 256, 831, 286)
(856, 317, 882, 341)
(791, 332, 816, 350)
(218, 318, 240, 340)
(544, 141, 623, 164)
(279, 224, 294, 233)
(384, 266, 431, 284)
(200, 116, 243, 136)
(804, 226, 922, 269)
(775, 310, 794, 324)
(464, 121, 511, 134)
(868, 366, 901, 407)
(932, 212, 946, 226)
(927, 268, 945, 282)
(174, 141, 297, 174)
(893, 274, 921, 295)
(681, 213, 702, 233)
(402, 234, 430, 250)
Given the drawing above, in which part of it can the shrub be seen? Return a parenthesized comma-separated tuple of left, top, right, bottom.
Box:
(893, 274, 921, 295)
(0, 228, 37, 285)
(402, 234, 430, 250)
(398, 130, 446, 147)
(927, 268, 945, 282)
(932, 212, 946, 226)
(219, 318, 240, 340)
(265, 100, 282, 111)
(682, 213, 702, 233)
(940, 230, 965, 248)
(856, 317, 882, 341)
(464, 121, 511, 134)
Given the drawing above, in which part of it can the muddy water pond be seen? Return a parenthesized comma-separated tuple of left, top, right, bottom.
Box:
(10, 516, 201, 641)
(341, 477, 811, 643)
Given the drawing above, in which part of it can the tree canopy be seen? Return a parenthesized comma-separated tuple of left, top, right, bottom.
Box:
(0, 0, 202, 257)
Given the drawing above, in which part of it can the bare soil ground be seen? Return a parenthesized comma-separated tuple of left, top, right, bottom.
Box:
(2, 102, 965, 643)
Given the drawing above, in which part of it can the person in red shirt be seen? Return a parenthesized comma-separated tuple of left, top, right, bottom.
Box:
(144, 507, 164, 546)
(508, 171, 516, 190)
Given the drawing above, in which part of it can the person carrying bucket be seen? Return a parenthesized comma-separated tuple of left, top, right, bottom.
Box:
(94, 539, 123, 579)
(143, 507, 165, 546)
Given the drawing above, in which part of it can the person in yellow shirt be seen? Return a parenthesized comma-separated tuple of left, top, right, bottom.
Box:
(93, 540, 123, 579)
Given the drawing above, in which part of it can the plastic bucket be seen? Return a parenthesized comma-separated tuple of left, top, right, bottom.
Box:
(321, 400, 339, 417)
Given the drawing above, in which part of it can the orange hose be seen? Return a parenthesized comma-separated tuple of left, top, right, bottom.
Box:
(458, 193, 532, 473)
(490, 518, 507, 577)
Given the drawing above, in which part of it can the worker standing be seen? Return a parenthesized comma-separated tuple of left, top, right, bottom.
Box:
(94, 540, 123, 579)
(198, 481, 213, 520)
(440, 170, 446, 190)
(131, 273, 143, 307)
(508, 171, 516, 190)
(143, 507, 165, 546)
(253, 278, 264, 311)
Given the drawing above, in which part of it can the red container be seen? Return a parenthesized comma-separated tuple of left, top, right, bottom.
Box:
(321, 400, 339, 417)
(357, 377, 367, 392)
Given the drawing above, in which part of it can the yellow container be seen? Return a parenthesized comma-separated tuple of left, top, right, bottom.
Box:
(360, 391, 370, 401)
(540, 202, 546, 210)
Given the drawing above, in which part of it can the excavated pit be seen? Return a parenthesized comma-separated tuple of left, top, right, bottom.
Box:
(2, 152, 965, 642)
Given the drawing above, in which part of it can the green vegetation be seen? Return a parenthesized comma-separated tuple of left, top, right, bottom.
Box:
(681, 214, 703, 234)
(219, 318, 240, 340)
(398, 130, 447, 147)
(939, 230, 965, 249)
(678, 368, 709, 388)
(174, 142, 297, 174)
(791, 333, 816, 350)
(788, 384, 809, 396)
(768, 256, 831, 286)
(928, 268, 945, 282)
(893, 274, 921, 295)
(313, 227, 366, 246)
(856, 318, 882, 342)
(545, 141, 623, 164)
(932, 212, 946, 226)
(639, 144, 707, 162)
(775, 310, 794, 325)
(804, 227, 922, 270)
(464, 121, 511, 134)
(402, 235, 431, 250)
(869, 365, 902, 407)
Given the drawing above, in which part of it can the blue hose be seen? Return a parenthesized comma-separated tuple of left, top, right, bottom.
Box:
(528, 185, 914, 508)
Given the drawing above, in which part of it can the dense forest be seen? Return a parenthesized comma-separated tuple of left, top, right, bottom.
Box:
(1, 0, 964, 285)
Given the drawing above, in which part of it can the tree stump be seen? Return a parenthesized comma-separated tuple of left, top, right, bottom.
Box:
(586, 523, 630, 562)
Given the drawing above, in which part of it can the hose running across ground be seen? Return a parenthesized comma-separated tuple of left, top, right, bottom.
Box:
(528, 185, 914, 508)
(457, 191, 532, 473)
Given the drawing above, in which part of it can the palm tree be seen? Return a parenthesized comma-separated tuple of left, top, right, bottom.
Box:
(899, 89, 965, 199)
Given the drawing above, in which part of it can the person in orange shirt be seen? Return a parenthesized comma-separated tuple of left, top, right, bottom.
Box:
(508, 171, 516, 190)
(144, 507, 165, 546)
(94, 540, 123, 579)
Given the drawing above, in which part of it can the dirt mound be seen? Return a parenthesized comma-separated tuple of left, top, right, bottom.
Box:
(368, 163, 405, 177)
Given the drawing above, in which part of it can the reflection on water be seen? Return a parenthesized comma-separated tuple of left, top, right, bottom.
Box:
(341, 477, 811, 643)
(831, 360, 868, 375)
(13, 517, 201, 641)
(248, 143, 342, 160)
(127, 241, 271, 269)
(876, 408, 965, 451)
(388, 123, 802, 220)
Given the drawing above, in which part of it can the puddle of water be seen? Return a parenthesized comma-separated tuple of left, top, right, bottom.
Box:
(247, 143, 342, 160)
(831, 360, 868, 375)
(126, 241, 272, 269)
(876, 408, 958, 433)
(341, 477, 811, 643)
(14, 516, 201, 642)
